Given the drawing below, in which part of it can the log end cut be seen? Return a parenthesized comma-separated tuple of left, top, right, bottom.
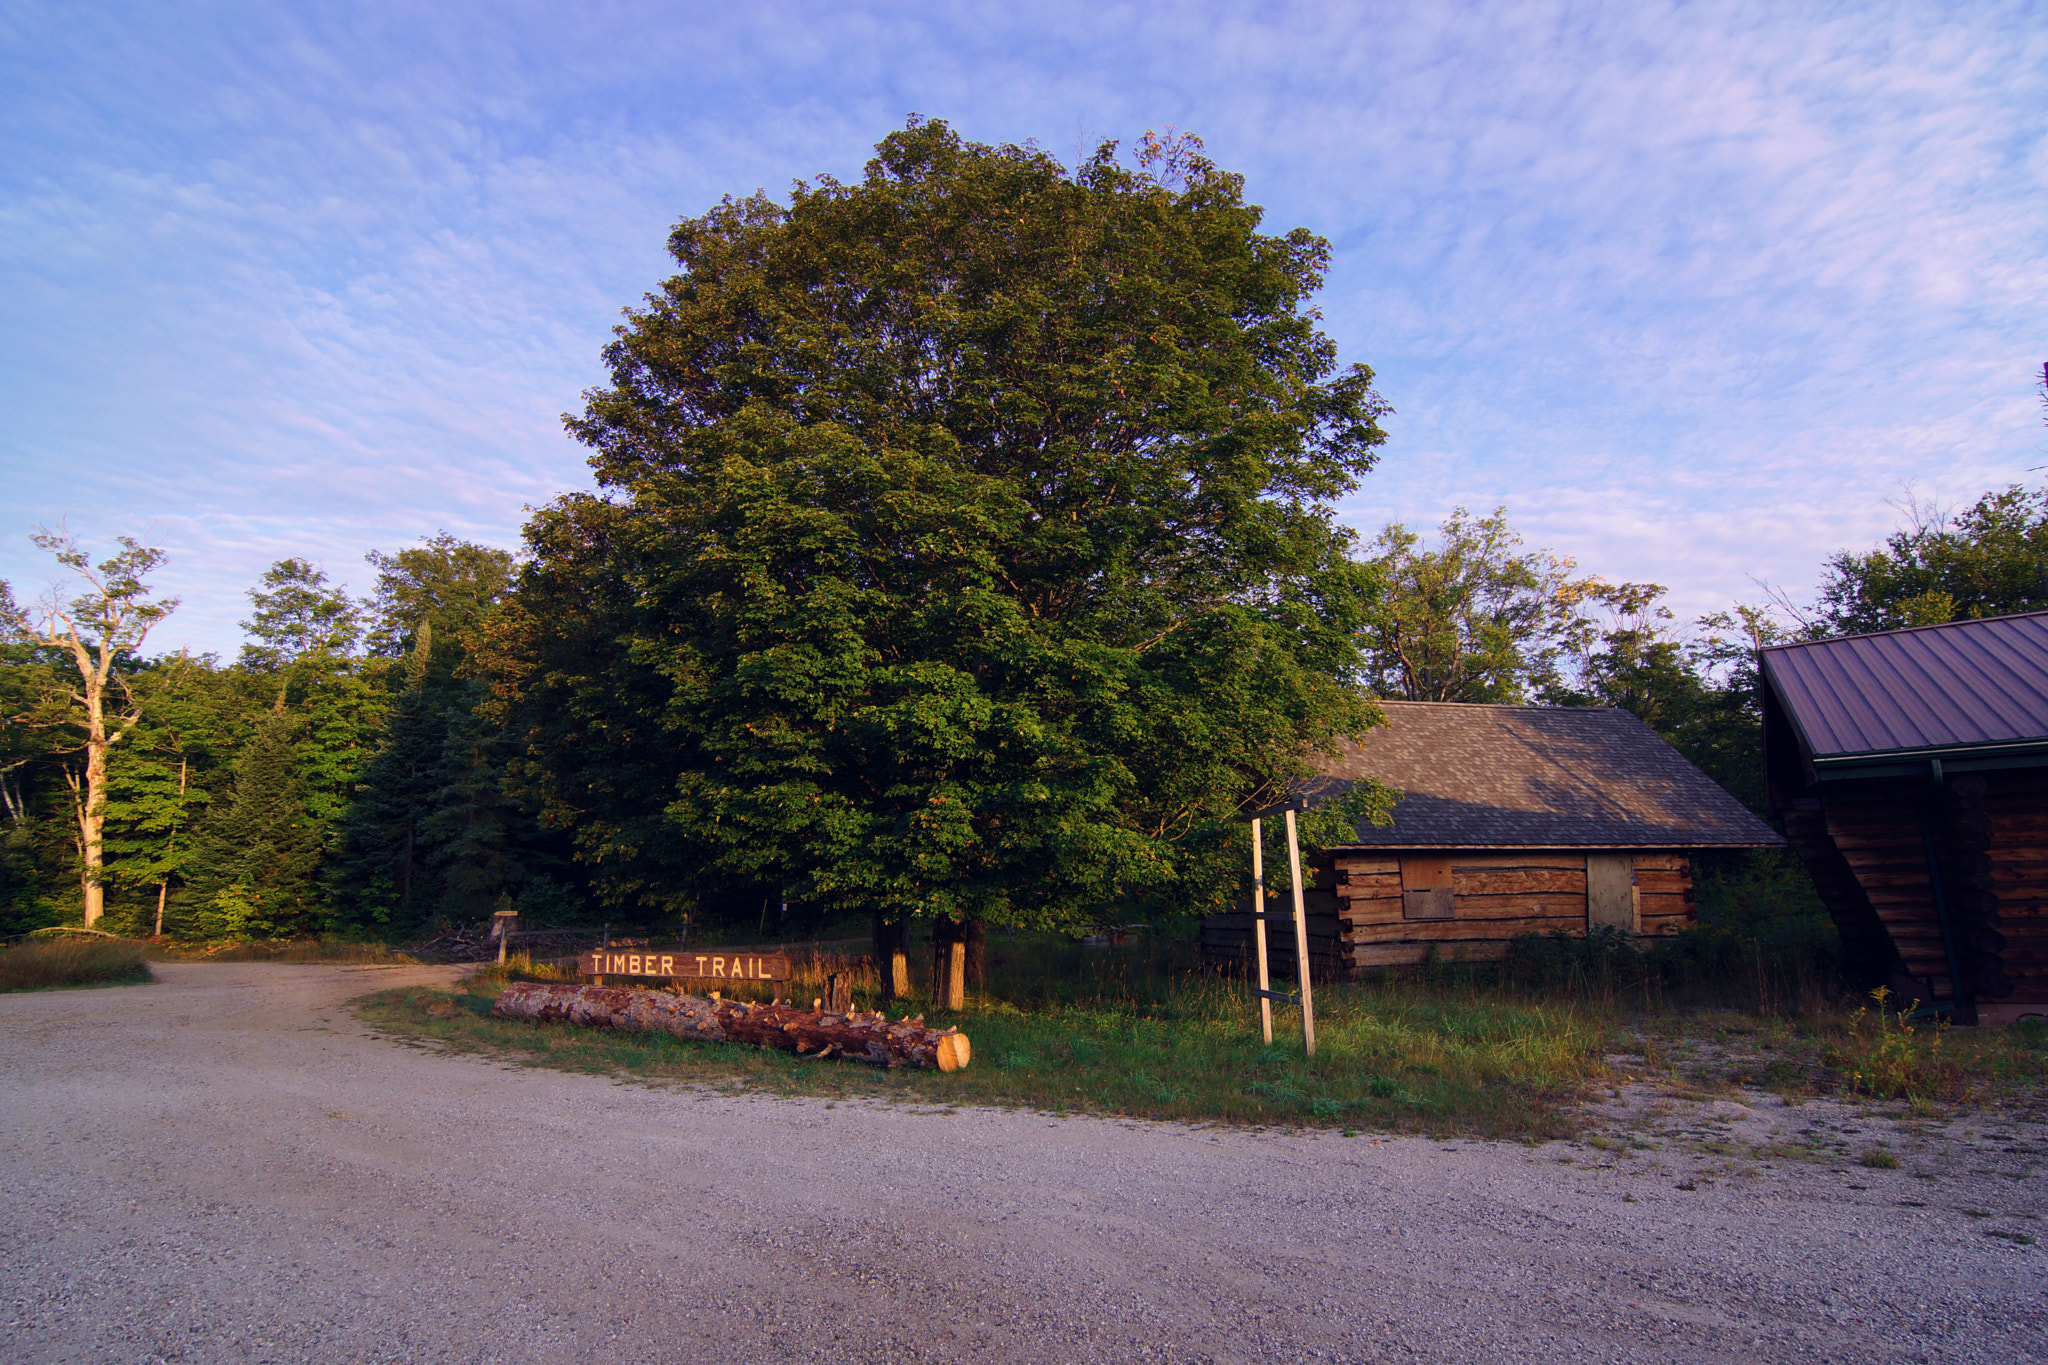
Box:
(936, 1031, 971, 1072)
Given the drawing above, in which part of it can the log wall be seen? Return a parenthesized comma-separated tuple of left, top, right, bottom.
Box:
(1198, 859, 1348, 982)
(1790, 768, 2048, 1016)
(1201, 850, 1695, 977)
(1982, 769, 2048, 1007)
(1818, 777, 1956, 1001)
(1781, 795, 1898, 990)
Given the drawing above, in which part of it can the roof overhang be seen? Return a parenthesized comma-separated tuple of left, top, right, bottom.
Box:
(1812, 738, 2048, 781)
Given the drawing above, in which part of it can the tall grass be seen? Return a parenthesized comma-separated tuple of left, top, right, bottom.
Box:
(0, 936, 153, 992)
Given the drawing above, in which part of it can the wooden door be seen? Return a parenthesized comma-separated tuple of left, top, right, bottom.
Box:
(1586, 854, 1638, 933)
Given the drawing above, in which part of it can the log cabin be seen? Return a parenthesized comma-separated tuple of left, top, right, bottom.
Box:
(1762, 610, 2048, 1025)
(1203, 701, 1783, 980)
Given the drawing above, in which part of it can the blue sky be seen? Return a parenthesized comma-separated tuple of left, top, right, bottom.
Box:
(4, 0, 2044, 656)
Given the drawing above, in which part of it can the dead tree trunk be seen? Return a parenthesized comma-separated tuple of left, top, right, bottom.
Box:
(493, 983, 971, 1070)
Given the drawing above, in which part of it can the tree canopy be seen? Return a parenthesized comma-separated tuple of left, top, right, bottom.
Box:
(476, 119, 1395, 931)
(1812, 484, 2048, 635)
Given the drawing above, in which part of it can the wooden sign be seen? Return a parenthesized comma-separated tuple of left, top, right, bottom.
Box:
(579, 949, 791, 982)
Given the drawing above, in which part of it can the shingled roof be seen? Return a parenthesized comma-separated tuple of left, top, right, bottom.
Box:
(1301, 701, 1782, 849)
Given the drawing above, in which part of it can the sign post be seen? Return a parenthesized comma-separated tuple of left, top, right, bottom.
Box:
(490, 909, 518, 965)
(1242, 796, 1316, 1056)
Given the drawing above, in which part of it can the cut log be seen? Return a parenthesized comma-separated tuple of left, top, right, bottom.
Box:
(492, 982, 972, 1070)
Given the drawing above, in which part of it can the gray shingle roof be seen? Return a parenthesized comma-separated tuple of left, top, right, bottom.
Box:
(1301, 701, 1782, 849)
(1760, 611, 2048, 761)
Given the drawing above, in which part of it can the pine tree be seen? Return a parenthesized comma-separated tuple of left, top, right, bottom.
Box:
(188, 711, 326, 938)
(420, 684, 527, 921)
(327, 631, 447, 933)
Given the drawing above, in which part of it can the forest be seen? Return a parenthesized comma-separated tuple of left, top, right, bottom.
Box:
(7, 482, 2043, 948)
(5, 121, 2045, 950)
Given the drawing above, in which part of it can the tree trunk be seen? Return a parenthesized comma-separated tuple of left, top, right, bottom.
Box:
(64, 758, 106, 929)
(154, 756, 185, 939)
(873, 913, 911, 1001)
(493, 983, 971, 1070)
(964, 917, 986, 990)
(930, 916, 966, 1010)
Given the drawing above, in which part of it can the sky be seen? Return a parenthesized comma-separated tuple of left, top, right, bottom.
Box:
(3, 0, 2044, 657)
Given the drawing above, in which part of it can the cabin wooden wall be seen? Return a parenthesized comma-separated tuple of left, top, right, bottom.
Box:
(1981, 769, 2048, 1008)
(1634, 854, 1696, 934)
(1780, 796, 1898, 991)
(1264, 850, 1698, 975)
(1816, 777, 1957, 1002)
(1786, 769, 2046, 1017)
(1198, 858, 1349, 982)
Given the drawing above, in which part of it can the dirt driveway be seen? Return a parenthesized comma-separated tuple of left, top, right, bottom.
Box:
(1, 963, 2041, 1364)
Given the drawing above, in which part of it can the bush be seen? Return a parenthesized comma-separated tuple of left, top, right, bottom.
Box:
(0, 935, 152, 992)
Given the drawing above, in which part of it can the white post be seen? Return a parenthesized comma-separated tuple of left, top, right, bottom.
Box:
(1250, 818, 1273, 1045)
(1284, 807, 1316, 1057)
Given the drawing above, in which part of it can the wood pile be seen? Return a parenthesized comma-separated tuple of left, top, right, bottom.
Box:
(492, 982, 971, 1070)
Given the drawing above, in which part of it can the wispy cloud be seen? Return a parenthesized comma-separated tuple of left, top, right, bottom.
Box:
(2, 0, 2042, 651)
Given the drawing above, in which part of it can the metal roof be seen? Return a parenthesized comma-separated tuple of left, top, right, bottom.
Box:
(1760, 611, 2048, 764)
(1300, 701, 1782, 849)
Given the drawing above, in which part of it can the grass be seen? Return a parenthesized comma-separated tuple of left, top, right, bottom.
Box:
(357, 929, 2048, 1138)
(0, 935, 153, 992)
(363, 936, 1620, 1140)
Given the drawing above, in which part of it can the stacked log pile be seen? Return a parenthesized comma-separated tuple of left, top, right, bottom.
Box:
(492, 982, 971, 1070)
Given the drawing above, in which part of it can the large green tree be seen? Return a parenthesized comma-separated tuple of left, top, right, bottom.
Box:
(478, 120, 1393, 934)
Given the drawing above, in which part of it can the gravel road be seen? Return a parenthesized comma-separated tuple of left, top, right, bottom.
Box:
(1, 963, 2042, 1364)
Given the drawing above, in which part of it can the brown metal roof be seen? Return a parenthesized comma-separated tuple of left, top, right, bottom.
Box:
(1302, 701, 1782, 849)
(1760, 611, 2048, 761)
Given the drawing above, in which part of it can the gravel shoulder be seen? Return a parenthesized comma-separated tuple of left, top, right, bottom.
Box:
(1, 963, 2042, 1364)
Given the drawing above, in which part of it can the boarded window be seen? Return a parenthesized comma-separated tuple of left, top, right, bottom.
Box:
(1400, 854, 1454, 920)
(1586, 854, 1638, 932)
